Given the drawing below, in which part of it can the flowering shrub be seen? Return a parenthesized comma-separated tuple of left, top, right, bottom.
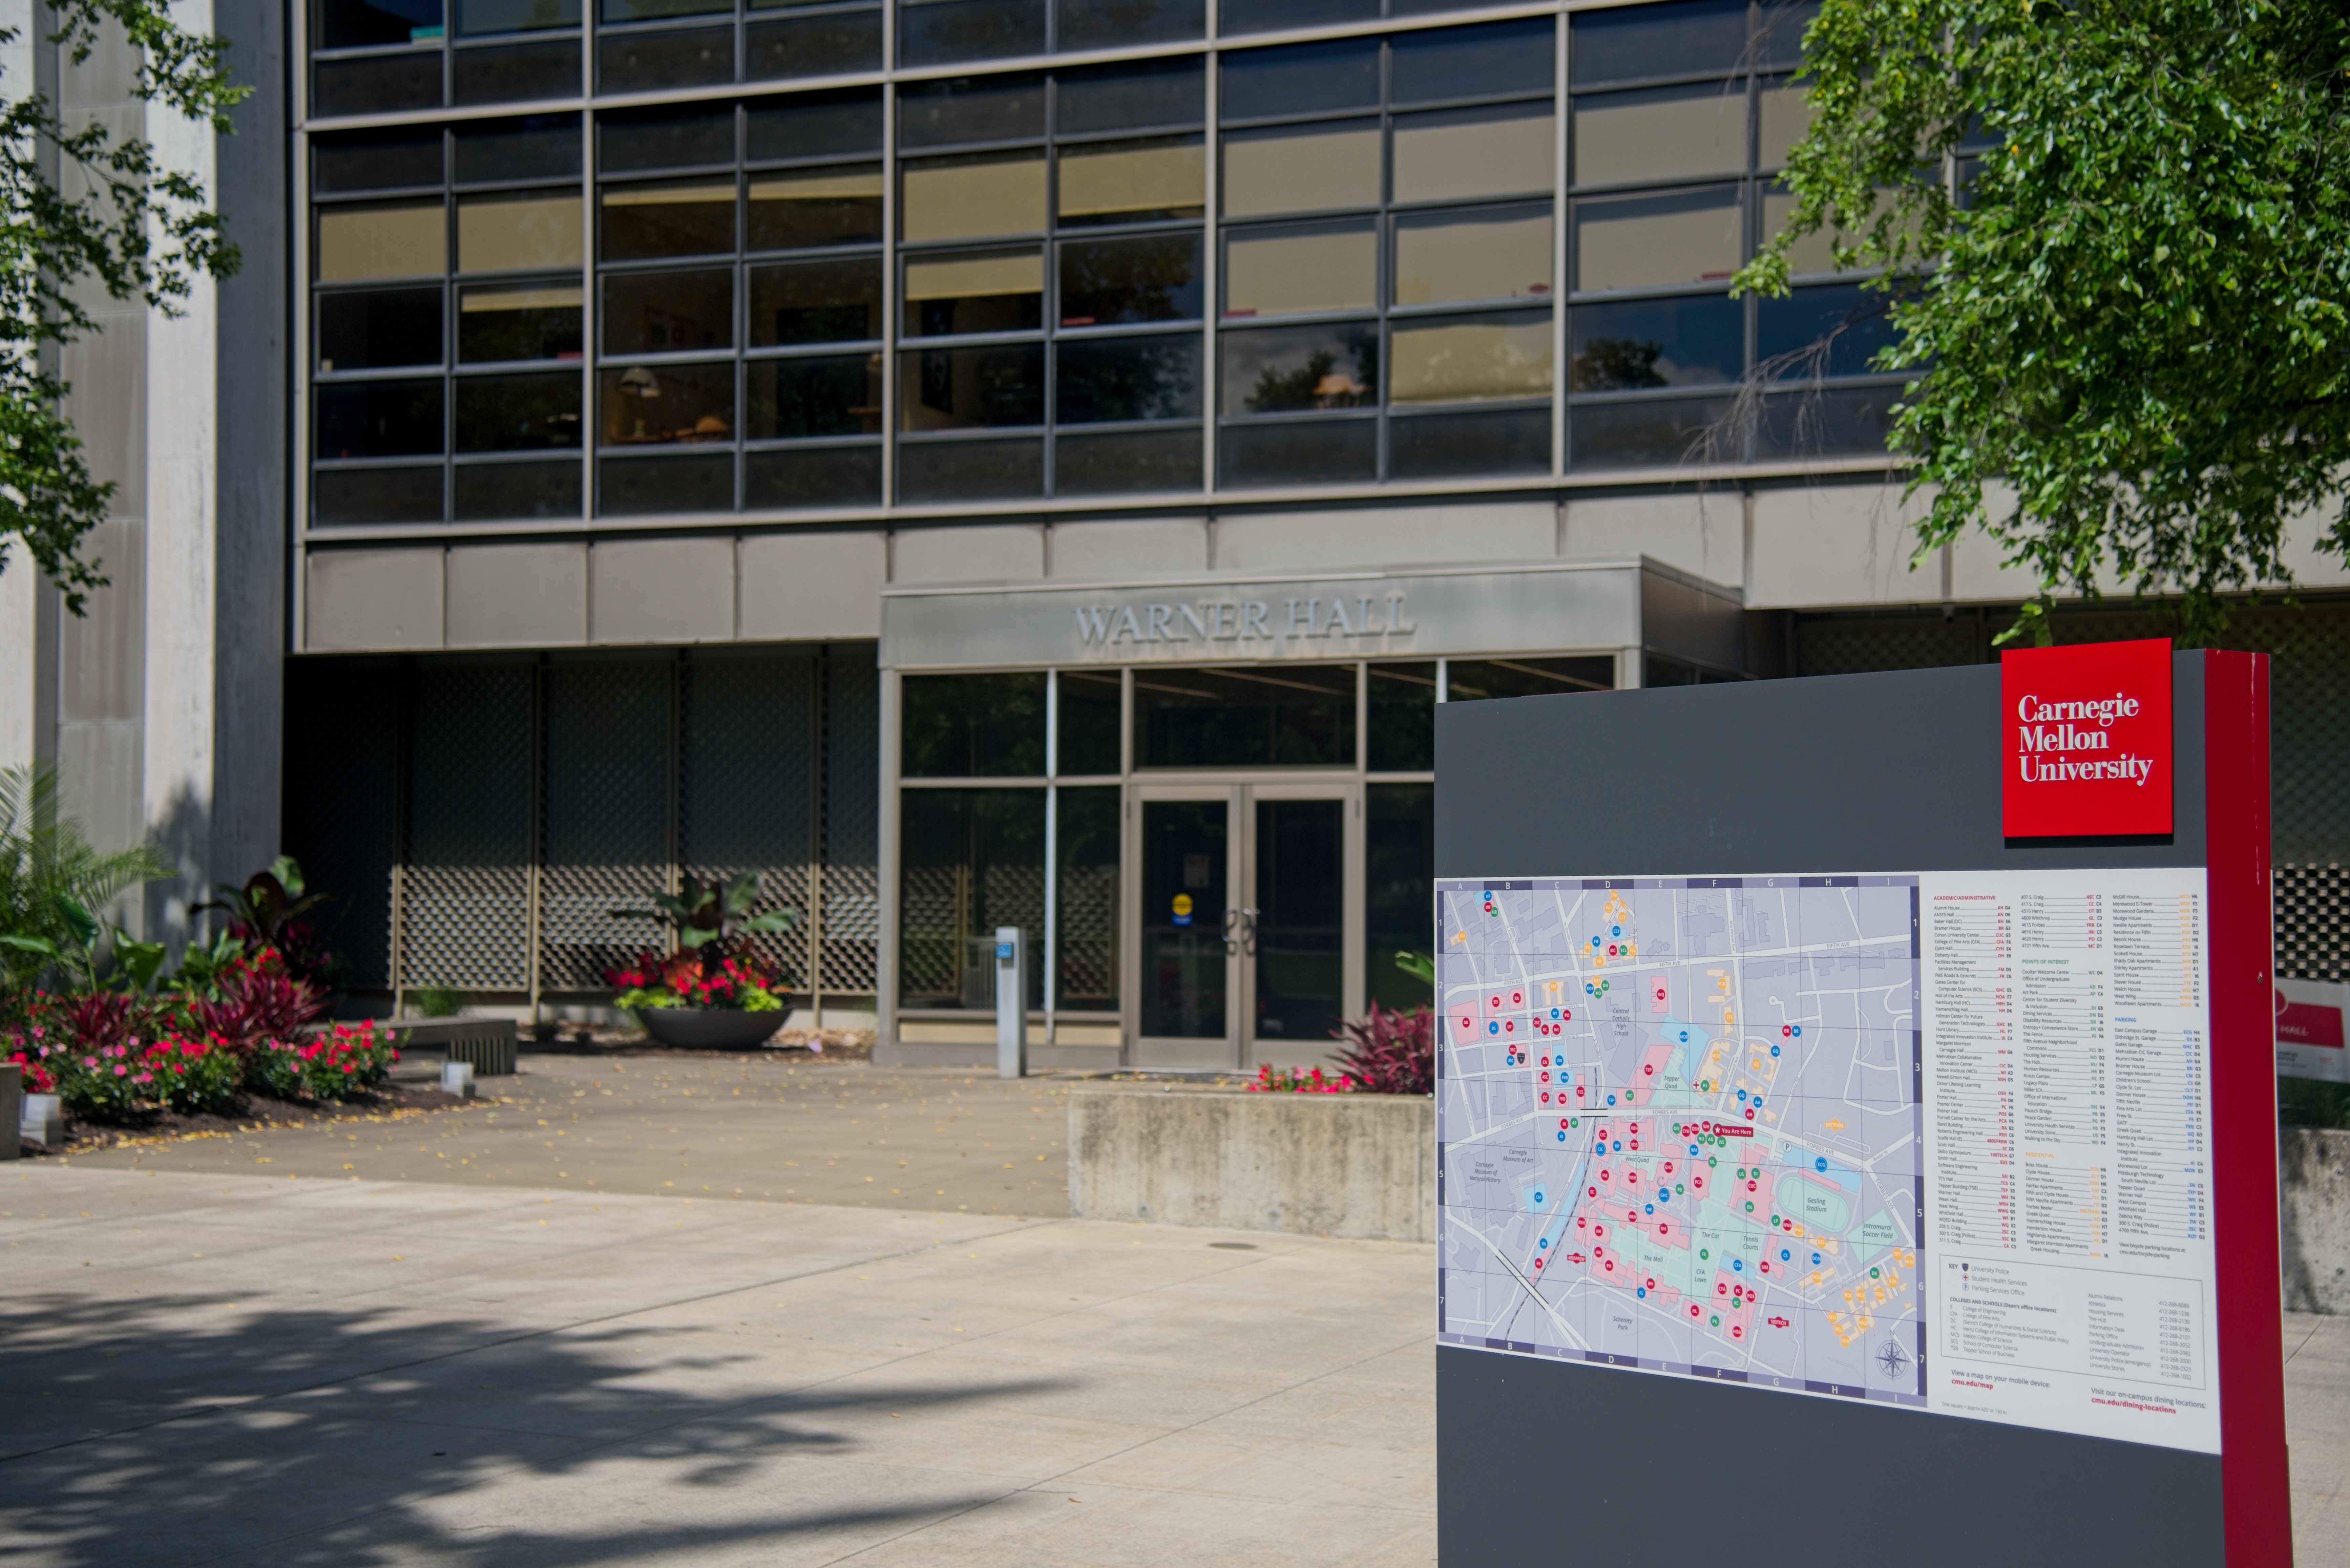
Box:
(605, 950, 784, 1014)
(1246, 1064, 1359, 1094)
(1331, 1002, 1435, 1096)
(194, 946, 330, 1057)
(248, 1020, 397, 1102)
(6, 1028, 244, 1118)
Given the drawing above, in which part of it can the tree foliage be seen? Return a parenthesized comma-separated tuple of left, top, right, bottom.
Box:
(0, 764, 172, 989)
(1736, 0, 2350, 643)
(0, 0, 245, 614)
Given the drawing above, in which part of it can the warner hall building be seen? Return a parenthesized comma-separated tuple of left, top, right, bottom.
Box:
(1, 0, 2346, 1066)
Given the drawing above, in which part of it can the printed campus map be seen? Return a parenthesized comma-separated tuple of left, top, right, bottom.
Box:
(1435, 877, 1928, 1406)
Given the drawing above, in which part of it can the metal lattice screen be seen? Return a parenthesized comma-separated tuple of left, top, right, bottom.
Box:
(2276, 865, 2348, 983)
(285, 645, 880, 1006)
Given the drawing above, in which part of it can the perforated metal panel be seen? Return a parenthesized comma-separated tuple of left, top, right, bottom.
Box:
(539, 659, 672, 991)
(2276, 865, 2349, 983)
(1793, 615, 1979, 675)
(681, 654, 816, 990)
(822, 649, 882, 996)
(1056, 862, 1119, 1007)
(403, 662, 533, 988)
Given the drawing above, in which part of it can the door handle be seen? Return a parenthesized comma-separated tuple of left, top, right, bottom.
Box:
(1223, 906, 1259, 958)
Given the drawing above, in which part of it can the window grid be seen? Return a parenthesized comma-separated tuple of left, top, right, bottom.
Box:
(299, 2, 1914, 535)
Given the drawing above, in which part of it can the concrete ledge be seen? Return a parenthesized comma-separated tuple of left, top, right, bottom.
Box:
(383, 1018, 519, 1076)
(2284, 1127, 2350, 1313)
(1069, 1087, 1435, 1242)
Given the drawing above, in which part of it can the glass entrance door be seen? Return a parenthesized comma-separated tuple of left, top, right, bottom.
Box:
(1132, 783, 1359, 1069)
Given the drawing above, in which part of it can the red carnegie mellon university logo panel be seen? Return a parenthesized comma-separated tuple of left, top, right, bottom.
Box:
(2001, 638, 2174, 837)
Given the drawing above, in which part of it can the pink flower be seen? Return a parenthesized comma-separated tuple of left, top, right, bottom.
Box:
(113, 1064, 128, 1077)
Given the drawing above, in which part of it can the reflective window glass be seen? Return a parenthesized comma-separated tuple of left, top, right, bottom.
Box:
(901, 150, 1047, 242)
(1570, 395, 1730, 467)
(896, 788, 1045, 1008)
(1057, 137, 1203, 228)
(1220, 0, 1377, 37)
(458, 281, 584, 362)
(454, 370, 582, 450)
(1218, 37, 1378, 119)
(1756, 282, 1900, 379)
(1392, 104, 1553, 205)
(1366, 663, 1434, 771)
(1056, 0, 1202, 50)
(456, 460, 581, 520)
(1572, 185, 1741, 292)
(1757, 76, 1813, 170)
(316, 201, 446, 282)
(1055, 334, 1200, 423)
(1365, 782, 1433, 1010)
(600, 180, 736, 261)
(603, 0, 725, 20)
(1054, 784, 1122, 1011)
(597, 26, 733, 92)
(1056, 57, 1204, 133)
(1392, 206, 1551, 306)
(1219, 418, 1376, 485)
(746, 89, 886, 161)
(318, 287, 443, 371)
(898, 72, 1047, 148)
(603, 266, 733, 354)
(454, 0, 578, 31)
(1569, 0, 1747, 87)
(1221, 123, 1379, 219)
(600, 451, 734, 511)
(1057, 427, 1200, 493)
(317, 378, 446, 459)
(1573, 81, 1747, 188)
(897, 0, 1046, 69)
(457, 190, 583, 273)
(749, 258, 884, 345)
(451, 39, 578, 105)
(746, 11, 883, 81)
(454, 114, 580, 184)
(314, 128, 443, 194)
(899, 436, 1044, 497)
(902, 673, 1047, 776)
(745, 445, 881, 507)
(599, 359, 736, 445)
(747, 165, 884, 249)
(1057, 671, 1121, 774)
(315, 0, 443, 50)
(1446, 656, 1614, 700)
(1388, 310, 1551, 405)
(600, 105, 735, 175)
(1220, 321, 1376, 415)
(1059, 233, 1201, 325)
(1135, 665, 1356, 769)
(1388, 18, 1553, 105)
(1570, 294, 1742, 389)
(315, 467, 444, 525)
(903, 248, 1044, 336)
(900, 343, 1046, 428)
(1224, 221, 1376, 319)
(1760, 182, 1850, 274)
(747, 353, 884, 438)
(1391, 405, 1549, 476)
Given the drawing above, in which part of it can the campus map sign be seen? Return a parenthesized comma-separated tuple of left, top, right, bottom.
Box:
(1435, 868, 2221, 1454)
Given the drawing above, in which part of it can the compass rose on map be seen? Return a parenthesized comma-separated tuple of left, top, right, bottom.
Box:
(1874, 1338, 1913, 1382)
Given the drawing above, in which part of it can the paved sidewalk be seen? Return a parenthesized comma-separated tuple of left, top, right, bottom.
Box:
(2, 1165, 1433, 1567)
(60, 1054, 1075, 1215)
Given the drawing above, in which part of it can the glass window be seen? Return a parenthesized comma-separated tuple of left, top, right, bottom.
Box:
(746, 89, 886, 161)
(746, 10, 884, 81)
(1218, 38, 1379, 119)
(1135, 664, 1356, 768)
(899, 436, 1044, 498)
(317, 378, 446, 458)
(456, 459, 582, 520)
(602, 105, 735, 175)
(748, 165, 885, 249)
(1573, 81, 1747, 189)
(603, 266, 732, 354)
(903, 249, 1044, 336)
(1757, 283, 1900, 378)
(1755, 384, 1896, 458)
(1760, 183, 1850, 275)
(1391, 405, 1548, 476)
(459, 282, 584, 362)
(747, 353, 884, 438)
(1570, 294, 1742, 389)
(1366, 661, 1434, 771)
(902, 672, 1047, 775)
(454, 371, 582, 450)
(604, 0, 726, 22)
(1572, 185, 1741, 292)
(1221, 124, 1379, 219)
(1055, 785, 1121, 1012)
(1056, 0, 1202, 50)
(745, 444, 881, 507)
(1056, 58, 1203, 134)
(318, 287, 443, 371)
(1445, 656, 1614, 701)
(1057, 670, 1121, 774)
(315, 466, 445, 524)
(1057, 137, 1203, 227)
(451, 40, 579, 105)
(453, 114, 580, 184)
(1569, 0, 1747, 88)
(1392, 206, 1551, 306)
(1058, 427, 1199, 493)
(1392, 104, 1553, 205)
(1055, 334, 1199, 423)
(901, 150, 1047, 243)
(897, 0, 1046, 69)
(1219, 418, 1376, 485)
(316, 201, 446, 282)
(1365, 781, 1432, 1011)
(456, 0, 578, 30)
(600, 181, 736, 261)
(899, 72, 1048, 148)
(600, 451, 734, 512)
(1223, 222, 1376, 319)
(598, 26, 734, 93)
(1059, 233, 1201, 325)
(1219, 0, 1376, 36)
(315, 0, 442, 50)
(1388, 17, 1553, 105)
(599, 359, 735, 445)
(1389, 311, 1551, 406)
(1572, 395, 1732, 468)
(456, 190, 583, 273)
(898, 788, 1045, 1010)
(312, 54, 442, 119)
(1757, 76, 1813, 170)
(900, 343, 1046, 428)
(314, 128, 444, 194)
(1221, 321, 1376, 415)
(749, 258, 883, 344)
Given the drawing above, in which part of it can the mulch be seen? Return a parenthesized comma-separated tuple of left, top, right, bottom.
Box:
(19, 1082, 481, 1159)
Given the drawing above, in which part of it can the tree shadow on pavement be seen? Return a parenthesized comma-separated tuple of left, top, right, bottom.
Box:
(0, 1289, 1070, 1567)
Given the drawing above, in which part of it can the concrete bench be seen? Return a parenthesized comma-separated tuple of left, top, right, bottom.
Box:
(379, 1017, 519, 1077)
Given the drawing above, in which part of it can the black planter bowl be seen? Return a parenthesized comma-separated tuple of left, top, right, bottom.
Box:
(635, 1008, 784, 1049)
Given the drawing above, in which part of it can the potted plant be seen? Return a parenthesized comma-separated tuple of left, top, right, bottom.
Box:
(604, 872, 796, 1049)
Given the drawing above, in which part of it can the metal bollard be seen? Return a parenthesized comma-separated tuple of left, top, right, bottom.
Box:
(994, 925, 1025, 1079)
